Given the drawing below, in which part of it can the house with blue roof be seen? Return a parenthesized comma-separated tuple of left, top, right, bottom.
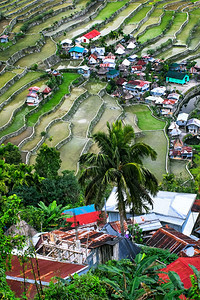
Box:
(69, 46, 87, 59)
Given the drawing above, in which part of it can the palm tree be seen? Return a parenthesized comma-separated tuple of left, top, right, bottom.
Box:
(79, 120, 158, 235)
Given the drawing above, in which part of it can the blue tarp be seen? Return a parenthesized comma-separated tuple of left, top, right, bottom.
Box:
(102, 223, 141, 260)
(63, 204, 95, 216)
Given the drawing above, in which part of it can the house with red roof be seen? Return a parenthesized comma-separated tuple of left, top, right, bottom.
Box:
(89, 53, 98, 64)
(123, 79, 150, 96)
(6, 255, 87, 299)
(78, 29, 101, 43)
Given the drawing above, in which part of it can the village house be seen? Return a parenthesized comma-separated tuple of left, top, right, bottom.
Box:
(78, 65, 90, 78)
(168, 92, 180, 101)
(88, 53, 98, 64)
(123, 80, 150, 96)
(60, 38, 72, 49)
(35, 227, 137, 267)
(0, 34, 9, 43)
(166, 71, 189, 85)
(146, 226, 200, 256)
(69, 46, 87, 59)
(170, 139, 192, 159)
(145, 95, 164, 105)
(160, 99, 177, 116)
(107, 69, 120, 79)
(127, 41, 136, 49)
(91, 47, 105, 58)
(186, 118, 200, 135)
(150, 86, 166, 97)
(176, 112, 189, 126)
(159, 257, 200, 290)
(26, 86, 40, 106)
(77, 29, 101, 44)
(128, 54, 138, 62)
(104, 189, 198, 236)
(168, 122, 181, 138)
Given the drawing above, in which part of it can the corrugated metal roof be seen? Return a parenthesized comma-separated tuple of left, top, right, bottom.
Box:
(6, 256, 87, 299)
(41, 228, 117, 249)
(65, 211, 101, 227)
(63, 204, 95, 216)
(134, 213, 162, 232)
(6, 255, 86, 281)
(192, 199, 200, 212)
(146, 226, 200, 255)
(159, 257, 200, 289)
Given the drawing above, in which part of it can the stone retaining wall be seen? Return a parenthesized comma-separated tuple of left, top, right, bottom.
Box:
(6, 36, 45, 66)
(17, 0, 58, 21)
(137, 11, 165, 39)
(43, 53, 61, 68)
(56, 122, 73, 150)
(44, 0, 101, 38)
(132, 4, 155, 36)
(0, 67, 28, 96)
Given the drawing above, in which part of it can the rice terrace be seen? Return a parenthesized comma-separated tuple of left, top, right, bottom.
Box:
(0, 0, 200, 181)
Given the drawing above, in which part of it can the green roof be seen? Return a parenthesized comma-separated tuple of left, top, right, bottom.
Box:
(166, 71, 188, 80)
(108, 69, 119, 75)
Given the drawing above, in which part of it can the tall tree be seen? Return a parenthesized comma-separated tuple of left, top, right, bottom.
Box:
(35, 144, 61, 178)
(0, 143, 22, 165)
(79, 120, 158, 235)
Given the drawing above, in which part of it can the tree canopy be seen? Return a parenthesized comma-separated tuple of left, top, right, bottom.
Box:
(0, 143, 22, 165)
(34, 143, 61, 178)
(79, 120, 158, 234)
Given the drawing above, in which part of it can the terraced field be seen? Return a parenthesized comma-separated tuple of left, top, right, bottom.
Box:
(0, 0, 197, 177)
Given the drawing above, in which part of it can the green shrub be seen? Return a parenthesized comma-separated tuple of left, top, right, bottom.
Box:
(141, 245, 178, 264)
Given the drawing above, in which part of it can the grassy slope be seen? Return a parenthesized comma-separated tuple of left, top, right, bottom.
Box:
(124, 105, 165, 130)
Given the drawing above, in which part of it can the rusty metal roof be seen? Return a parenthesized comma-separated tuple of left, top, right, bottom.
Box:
(192, 199, 200, 212)
(109, 221, 128, 233)
(146, 226, 200, 255)
(6, 255, 87, 299)
(6, 255, 86, 281)
(42, 228, 118, 249)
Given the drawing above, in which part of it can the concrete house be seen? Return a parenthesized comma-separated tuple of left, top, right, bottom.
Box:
(176, 113, 189, 126)
(78, 29, 101, 43)
(186, 118, 200, 135)
(123, 80, 150, 96)
(104, 189, 198, 236)
(0, 34, 9, 43)
(166, 71, 189, 84)
(69, 46, 87, 59)
(78, 66, 90, 78)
